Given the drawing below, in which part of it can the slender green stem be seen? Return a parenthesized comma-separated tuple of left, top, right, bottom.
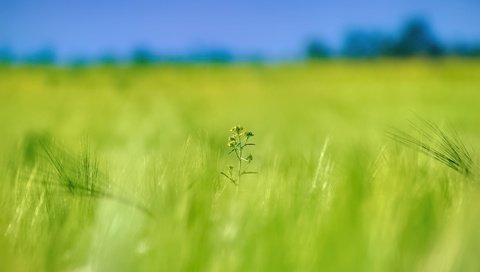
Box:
(220, 172, 237, 185)
(238, 131, 243, 184)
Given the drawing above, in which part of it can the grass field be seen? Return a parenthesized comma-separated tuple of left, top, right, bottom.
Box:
(1, 60, 480, 271)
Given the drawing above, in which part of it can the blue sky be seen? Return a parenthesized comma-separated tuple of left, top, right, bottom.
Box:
(1, 0, 479, 59)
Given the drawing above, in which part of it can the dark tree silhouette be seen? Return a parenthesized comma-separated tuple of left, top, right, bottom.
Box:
(187, 48, 233, 63)
(450, 43, 480, 57)
(391, 18, 444, 57)
(97, 52, 119, 65)
(131, 47, 157, 64)
(24, 48, 56, 64)
(0, 47, 15, 64)
(305, 39, 331, 59)
(341, 31, 393, 58)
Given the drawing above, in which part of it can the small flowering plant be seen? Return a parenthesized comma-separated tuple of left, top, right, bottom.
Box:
(221, 125, 257, 189)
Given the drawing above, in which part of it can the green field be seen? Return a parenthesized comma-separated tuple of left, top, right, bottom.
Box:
(1, 60, 480, 271)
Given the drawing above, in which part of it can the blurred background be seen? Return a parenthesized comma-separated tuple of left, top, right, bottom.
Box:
(1, 0, 480, 65)
(2, 2, 480, 271)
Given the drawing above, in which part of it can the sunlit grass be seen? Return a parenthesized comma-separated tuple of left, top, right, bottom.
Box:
(1, 60, 480, 271)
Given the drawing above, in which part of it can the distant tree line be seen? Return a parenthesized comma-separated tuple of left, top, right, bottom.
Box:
(1, 18, 479, 65)
(0, 46, 238, 66)
(306, 18, 480, 59)
(0, 47, 58, 64)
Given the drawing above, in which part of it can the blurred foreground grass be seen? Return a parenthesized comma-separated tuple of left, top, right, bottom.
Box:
(1, 60, 480, 271)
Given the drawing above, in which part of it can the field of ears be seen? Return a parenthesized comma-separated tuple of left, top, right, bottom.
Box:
(1, 60, 480, 272)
